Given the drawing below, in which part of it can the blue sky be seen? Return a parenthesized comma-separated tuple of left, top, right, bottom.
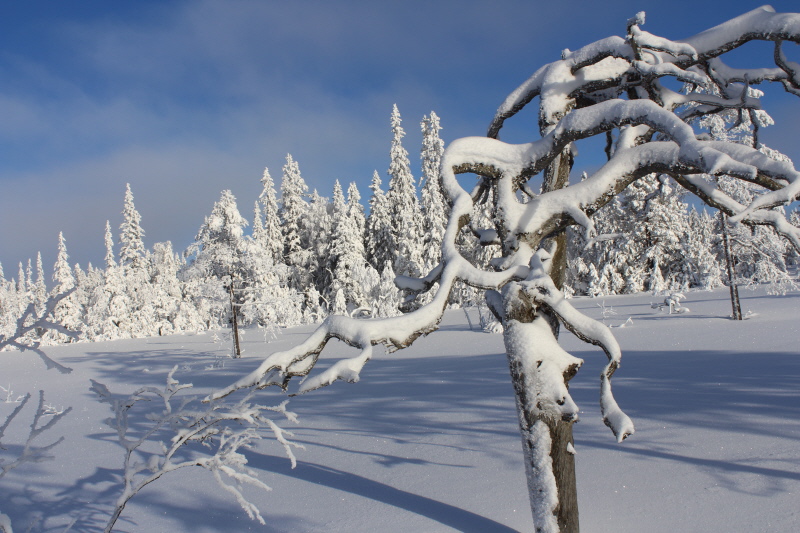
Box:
(2, 1, 800, 274)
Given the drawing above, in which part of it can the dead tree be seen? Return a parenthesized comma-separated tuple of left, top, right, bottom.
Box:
(210, 7, 800, 532)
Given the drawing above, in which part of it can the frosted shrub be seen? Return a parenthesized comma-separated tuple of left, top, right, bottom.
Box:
(91, 367, 302, 532)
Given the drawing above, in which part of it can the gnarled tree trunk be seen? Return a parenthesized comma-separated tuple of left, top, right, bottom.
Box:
(502, 149, 579, 532)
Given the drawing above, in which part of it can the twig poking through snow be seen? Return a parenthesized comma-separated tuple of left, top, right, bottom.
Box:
(93, 366, 302, 532)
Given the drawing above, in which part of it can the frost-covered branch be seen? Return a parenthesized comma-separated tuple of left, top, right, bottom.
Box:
(216, 5, 800, 417)
(0, 390, 72, 480)
(489, 6, 800, 138)
(524, 250, 633, 441)
(0, 289, 78, 374)
(93, 367, 302, 532)
(0, 390, 72, 533)
(215, 9, 800, 530)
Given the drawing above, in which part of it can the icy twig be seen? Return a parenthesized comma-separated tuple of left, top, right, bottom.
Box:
(0, 290, 78, 374)
(94, 367, 301, 532)
(0, 390, 72, 480)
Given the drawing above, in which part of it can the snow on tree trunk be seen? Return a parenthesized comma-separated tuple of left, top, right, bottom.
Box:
(214, 8, 800, 532)
(501, 289, 579, 533)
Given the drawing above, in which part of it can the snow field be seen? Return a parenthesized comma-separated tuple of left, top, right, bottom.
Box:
(1, 287, 798, 532)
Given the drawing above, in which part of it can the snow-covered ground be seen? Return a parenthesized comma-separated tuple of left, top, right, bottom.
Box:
(2, 287, 798, 532)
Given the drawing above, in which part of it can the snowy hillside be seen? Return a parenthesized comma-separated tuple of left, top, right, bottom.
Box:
(1, 287, 798, 532)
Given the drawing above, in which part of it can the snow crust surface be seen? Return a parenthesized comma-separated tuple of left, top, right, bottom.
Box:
(1, 287, 799, 532)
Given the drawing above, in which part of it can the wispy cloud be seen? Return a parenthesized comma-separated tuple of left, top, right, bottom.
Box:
(2, 0, 800, 272)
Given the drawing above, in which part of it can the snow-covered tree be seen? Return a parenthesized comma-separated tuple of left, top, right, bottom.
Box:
(364, 171, 394, 272)
(217, 9, 800, 532)
(328, 180, 368, 311)
(119, 184, 146, 273)
(256, 167, 285, 265)
(374, 262, 402, 318)
(116, 185, 158, 337)
(420, 111, 448, 273)
(186, 190, 249, 337)
(686, 83, 798, 302)
(279, 154, 311, 289)
(304, 189, 333, 304)
(149, 241, 183, 336)
(33, 253, 47, 316)
(193, 190, 249, 284)
(104, 221, 116, 271)
(386, 105, 424, 278)
(346, 181, 366, 240)
(47, 233, 81, 343)
(685, 208, 725, 291)
(99, 220, 130, 338)
(240, 248, 303, 329)
(52, 233, 74, 294)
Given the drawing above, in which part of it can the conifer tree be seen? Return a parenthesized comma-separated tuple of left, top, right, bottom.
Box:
(193, 190, 249, 283)
(33, 252, 47, 313)
(148, 241, 183, 336)
(25, 259, 33, 295)
(279, 154, 311, 289)
(117, 185, 155, 338)
(16, 262, 25, 295)
(386, 104, 423, 278)
(686, 208, 724, 290)
(104, 221, 117, 272)
(304, 189, 333, 298)
(346, 181, 366, 241)
(52, 232, 74, 294)
(98, 219, 129, 338)
(329, 180, 368, 310)
(365, 171, 393, 272)
(252, 202, 265, 249)
(258, 167, 285, 265)
(119, 183, 146, 273)
(420, 111, 448, 273)
(47, 232, 81, 343)
(374, 262, 402, 318)
(186, 190, 250, 340)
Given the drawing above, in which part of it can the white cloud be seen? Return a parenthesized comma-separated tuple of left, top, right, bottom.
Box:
(4, 0, 800, 274)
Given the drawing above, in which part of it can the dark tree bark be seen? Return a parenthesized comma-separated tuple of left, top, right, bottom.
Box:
(720, 214, 743, 321)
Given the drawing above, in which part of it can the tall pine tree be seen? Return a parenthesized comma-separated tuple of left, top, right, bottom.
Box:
(386, 104, 423, 278)
(279, 154, 311, 290)
(257, 166, 284, 265)
(365, 170, 393, 272)
(420, 111, 448, 274)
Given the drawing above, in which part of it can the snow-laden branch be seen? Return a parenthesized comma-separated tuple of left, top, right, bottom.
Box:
(488, 6, 800, 138)
(517, 249, 634, 442)
(673, 173, 800, 251)
(0, 390, 72, 480)
(95, 367, 302, 532)
(0, 289, 78, 374)
(209, 265, 457, 400)
(213, 60, 800, 407)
